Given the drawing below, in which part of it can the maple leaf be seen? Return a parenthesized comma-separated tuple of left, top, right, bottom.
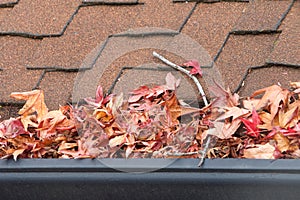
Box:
(208, 119, 241, 139)
(243, 143, 275, 159)
(251, 85, 290, 121)
(84, 85, 113, 107)
(38, 109, 74, 139)
(209, 81, 239, 107)
(240, 108, 262, 138)
(217, 106, 250, 121)
(0, 118, 27, 138)
(164, 93, 201, 126)
(10, 90, 48, 130)
(274, 132, 290, 153)
(182, 60, 202, 77)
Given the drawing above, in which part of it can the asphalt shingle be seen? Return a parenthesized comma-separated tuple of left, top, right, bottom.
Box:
(27, 5, 141, 70)
(0, 0, 298, 116)
(233, 0, 293, 31)
(0, 37, 42, 102)
(0, 0, 81, 36)
(182, 2, 245, 62)
(215, 34, 279, 92)
(268, 0, 300, 66)
(38, 71, 77, 110)
(239, 65, 300, 97)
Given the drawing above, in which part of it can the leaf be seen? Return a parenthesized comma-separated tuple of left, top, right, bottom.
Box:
(84, 86, 113, 107)
(13, 148, 25, 161)
(279, 106, 298, 129)
(10, 90, 48, 130)
(217, 106, 250, 121)
(251, 85, 290, 121)
(243, 143, 275, 159)
(209, 119, 241, 139)
(182, 60, 202, 77)
(240, 108, 262, 138)
(209, 81, 239, 107)
(109, 134, 126, 148)
(274, 132, 290, 153)
(58, 142, 78, 151)
(0, 118, 27, 138)
(38, 110, 74, 139)
(164, 93, 201, 125)
(165, 72, 181, 91)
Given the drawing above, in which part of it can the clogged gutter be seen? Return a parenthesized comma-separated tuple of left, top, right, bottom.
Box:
(0, 53, 299, 165)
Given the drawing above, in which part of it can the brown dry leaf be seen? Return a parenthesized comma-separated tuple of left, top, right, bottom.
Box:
(217, 106, 250, 121)
(58, 142, 78, 151)
(164, 93, 200, 125)
(207, 119, 241, 140)
(109, 134, 126, 148)
(10, 90, 48, 130)
(274, 133, 290, 153)
(209, 81, 239, 107)
(38, 110, 74, 139)
(243, 143, 275, 159)
(251, 85, 290, 120)
(13, 148, 25, 161)
(279, 106, 299, 129)
(242, 99, 260, 111)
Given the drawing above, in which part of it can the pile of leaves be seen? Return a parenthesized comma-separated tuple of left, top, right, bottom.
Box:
(0, 72, 299, 160)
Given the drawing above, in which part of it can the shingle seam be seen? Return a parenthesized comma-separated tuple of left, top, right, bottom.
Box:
(81, 0, 142, 6)
(178, 2, 198, 33)
(173, 0, 249, 3)
(113, 31, 179, 38)
(26, 66, 91, 72)
(274, 0, 296, 30)
(107, 66, 132, 94)
(32, 70, 47, 90)
(265, 62, 300, 69)
(234, 63, 300, 94)
(0, 102, 24, 106)
(231, 30, 282, 35)
(0, 0, 19, 8)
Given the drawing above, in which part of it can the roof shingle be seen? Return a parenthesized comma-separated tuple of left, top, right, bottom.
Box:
(0, 0, 81, 37)
(268, 0, 300, 67)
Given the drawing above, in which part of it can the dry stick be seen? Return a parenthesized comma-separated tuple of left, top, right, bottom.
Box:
(153, 52, 208, 106)
(152, 51, 211, 167)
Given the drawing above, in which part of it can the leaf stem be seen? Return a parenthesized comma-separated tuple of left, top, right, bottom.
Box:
(153, 51, 209, 106)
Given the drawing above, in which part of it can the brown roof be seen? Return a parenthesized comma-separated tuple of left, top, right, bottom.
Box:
(0, 0, 299, 119)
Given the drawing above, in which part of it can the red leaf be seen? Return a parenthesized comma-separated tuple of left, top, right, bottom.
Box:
(240, 108, 262, 138)
(182, 60, 202, 77)
(0, 118, 27, 138)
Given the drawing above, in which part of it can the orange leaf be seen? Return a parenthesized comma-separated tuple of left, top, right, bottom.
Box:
(274, 133, 290, 153)
(10, 90, 48, 130)
(251, 85, 290, 121)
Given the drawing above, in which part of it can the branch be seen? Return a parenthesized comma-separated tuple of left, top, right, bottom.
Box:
(153, 51, 212, 167)
(153, 51, 208, 106)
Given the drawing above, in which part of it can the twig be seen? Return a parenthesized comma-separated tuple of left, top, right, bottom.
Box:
(153, 51, 209, 106)
(153, 51, 211, 167)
